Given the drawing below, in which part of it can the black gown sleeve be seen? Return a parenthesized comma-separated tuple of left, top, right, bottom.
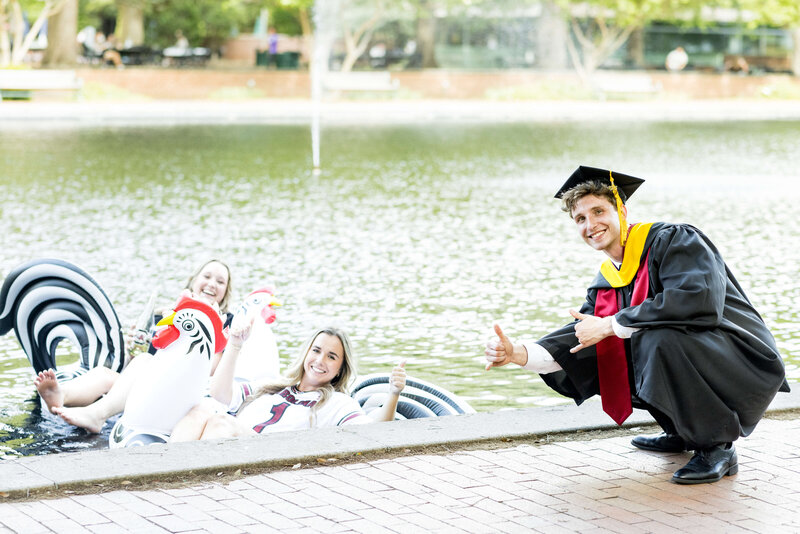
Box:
(615, 224, 727, 329)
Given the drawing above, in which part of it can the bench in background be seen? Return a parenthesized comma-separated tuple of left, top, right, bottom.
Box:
(322, 71, 399, 93)
(0, 69, 83, 101)
(592, 73, 661, 100)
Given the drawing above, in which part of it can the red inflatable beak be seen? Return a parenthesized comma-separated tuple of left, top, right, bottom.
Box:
(261, 305, 276, 325)
(151, 325, 179, 349)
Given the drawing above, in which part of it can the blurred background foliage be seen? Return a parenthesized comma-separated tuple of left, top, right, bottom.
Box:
(71, 0, 308, 49)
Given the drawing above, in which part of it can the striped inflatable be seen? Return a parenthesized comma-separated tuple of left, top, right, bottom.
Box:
(0, 259, 125, 376)
(109, 419, 168, 448)
(351, 374, 475, 420)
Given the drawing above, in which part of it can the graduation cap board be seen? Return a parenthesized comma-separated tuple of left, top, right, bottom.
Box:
(555, 166, 645, 201)
(555, 166, 646, 247)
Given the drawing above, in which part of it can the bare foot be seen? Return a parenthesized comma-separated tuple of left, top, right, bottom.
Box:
(52, 406, 105, 434)
(34, 369, 64, 413)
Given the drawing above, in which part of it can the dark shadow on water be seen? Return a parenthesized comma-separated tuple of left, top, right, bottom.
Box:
(0, 395, 117, 459)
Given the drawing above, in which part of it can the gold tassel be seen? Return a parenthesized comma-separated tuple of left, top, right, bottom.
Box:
(609, 171, 628, 247)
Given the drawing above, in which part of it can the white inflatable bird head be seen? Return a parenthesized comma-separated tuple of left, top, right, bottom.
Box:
(235, 287, 282, 325)
(151, 296, 227, 356)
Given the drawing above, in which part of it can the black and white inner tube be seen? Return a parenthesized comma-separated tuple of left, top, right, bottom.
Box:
(351, 374, 475, 420)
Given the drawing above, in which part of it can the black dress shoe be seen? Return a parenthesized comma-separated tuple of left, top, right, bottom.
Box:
(631, 432, 686, 453)
(672, 443, 738, 485)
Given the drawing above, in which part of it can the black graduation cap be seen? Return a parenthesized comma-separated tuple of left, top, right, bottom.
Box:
(554, 166, 645, 201)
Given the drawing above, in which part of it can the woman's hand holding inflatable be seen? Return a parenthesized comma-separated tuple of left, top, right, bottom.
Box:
(208, 313, 254, 406)
(228, 314, 254, 350)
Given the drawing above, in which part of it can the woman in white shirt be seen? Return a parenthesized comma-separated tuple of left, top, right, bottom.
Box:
(170, 324, 406, 440)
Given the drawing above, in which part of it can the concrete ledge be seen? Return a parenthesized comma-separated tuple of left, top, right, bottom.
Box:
(2, 387, 796, 498)
(3, 99, 800, 129)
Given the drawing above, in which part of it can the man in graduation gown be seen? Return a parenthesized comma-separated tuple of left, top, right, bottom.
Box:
(485, 166, 789, 485)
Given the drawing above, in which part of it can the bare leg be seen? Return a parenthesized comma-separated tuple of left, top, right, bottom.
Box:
(53, 354, 154, 433)
(169, 401, 217, 442)
(35, 366, 120, 413)
(63, 366, 119, 404)
(199, 413, 256, 440)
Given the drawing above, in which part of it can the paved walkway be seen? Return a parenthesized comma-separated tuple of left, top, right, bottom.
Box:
(1, 415, 798, 533)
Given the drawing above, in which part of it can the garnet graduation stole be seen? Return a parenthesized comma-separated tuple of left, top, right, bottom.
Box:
(593, 223, 652, 425)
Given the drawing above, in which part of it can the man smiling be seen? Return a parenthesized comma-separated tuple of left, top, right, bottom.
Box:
(485, 165, 789, 485)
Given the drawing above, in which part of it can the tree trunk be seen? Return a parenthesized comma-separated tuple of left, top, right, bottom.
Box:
(793, 28, 800, 77)
(340, 33, 371, 72)
(415, 3, 437, 69)
(535, 1, 568, 70)
(298, 7, 312, 65)
(339, 6, 382, 72)
(115, 0, 145, 47)
(42, 0, 78, 66)
(626, 28, 644, 68)
(299, 7, 312, 38)
(567, 16, 635, 83)
(1, 5, 12, 67)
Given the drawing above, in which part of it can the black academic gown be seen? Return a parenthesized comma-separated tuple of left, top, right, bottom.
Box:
(537, 222, 790, 449)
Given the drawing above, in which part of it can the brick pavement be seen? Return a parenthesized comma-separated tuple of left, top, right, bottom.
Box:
(1, 417, 798, 534)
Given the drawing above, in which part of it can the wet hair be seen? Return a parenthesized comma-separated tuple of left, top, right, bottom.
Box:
(561, 180, 625, 217)
(185, 259, 233, 313)
(244, 327, 358, 418)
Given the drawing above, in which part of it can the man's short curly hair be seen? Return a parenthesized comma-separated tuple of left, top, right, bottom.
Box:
(561, 181, 625, 216)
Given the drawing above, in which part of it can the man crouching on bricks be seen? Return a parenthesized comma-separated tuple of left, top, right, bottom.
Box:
(484, 165, 789, 485)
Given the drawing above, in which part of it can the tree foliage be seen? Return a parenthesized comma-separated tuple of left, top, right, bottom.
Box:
(7, 0, 799, 70)
(1, 0, 68, 67)
(337, 0, 388, 71)
(147, 0, 246, 48)
(252, 0, 313, 37)
(719, 0, 800, 27)
(548, 0, 800, 80)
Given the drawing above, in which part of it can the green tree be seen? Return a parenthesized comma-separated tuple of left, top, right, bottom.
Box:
(723, 0, 800, 75)
(410, 0, 436, 68)
(409, 0, 498, 69)
(245, 0, 312, 64)
(338, 0, 387, 71)
(115, 0, 144, 46)
(1, 0, 69, 67)
(418, 0, 538, 69)
(42, 0, 77, 64)
(336, 0, 467, 71)
(550, 0, 684, 81)
(727, 0, 800, 27)
(259, 0, 505, 71)
(550, 0, 800, 80)
(147, 0, 247, 49)
(257, 0, 312, 36)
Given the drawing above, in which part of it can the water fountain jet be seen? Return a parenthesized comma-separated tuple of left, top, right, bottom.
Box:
(310, 0, 342, 173)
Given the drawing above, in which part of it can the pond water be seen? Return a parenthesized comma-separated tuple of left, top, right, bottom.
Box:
(1, 120, 798, 458)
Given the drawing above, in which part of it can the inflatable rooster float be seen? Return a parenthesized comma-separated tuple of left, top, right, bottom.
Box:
(229, 287, 282, 382)
(109, 296, 226, 448)
(0, 258, 125, 380)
